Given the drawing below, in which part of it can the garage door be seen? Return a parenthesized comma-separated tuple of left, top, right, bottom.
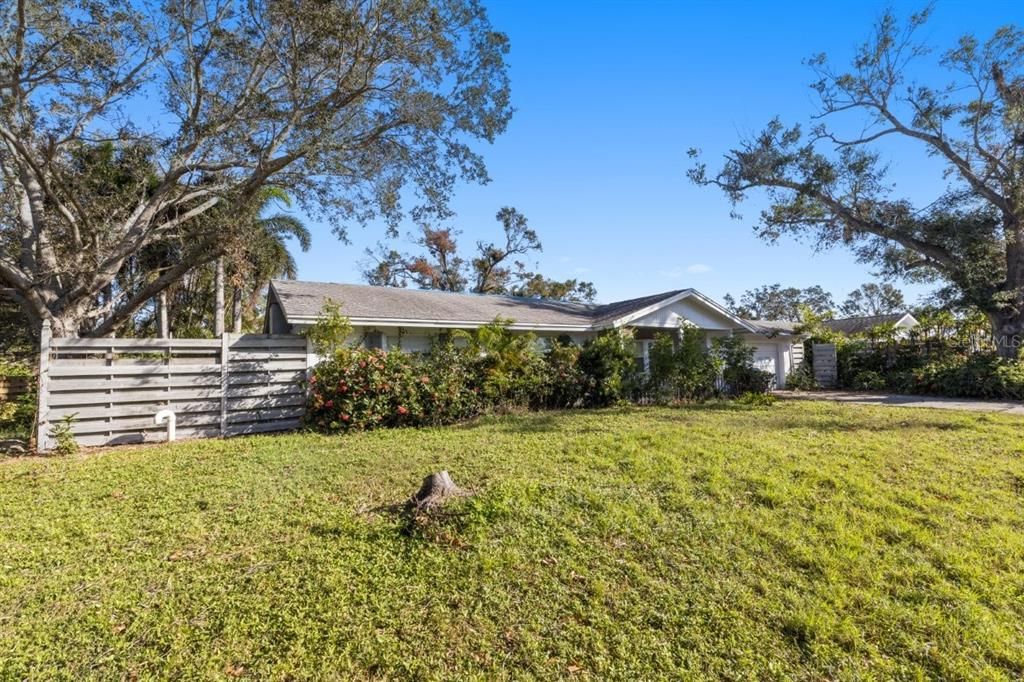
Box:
(752, 344, 779, 388)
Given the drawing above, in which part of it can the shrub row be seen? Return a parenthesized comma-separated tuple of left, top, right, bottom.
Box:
(843, 350, 1024, 400)
(793, 335, 1024, 400)
(306, 322, 771, 433)
(642, 328, 773, 402)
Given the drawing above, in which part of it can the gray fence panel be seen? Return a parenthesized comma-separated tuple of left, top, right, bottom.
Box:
(38, 328, 309, 450)
(812, 343, 838, 388)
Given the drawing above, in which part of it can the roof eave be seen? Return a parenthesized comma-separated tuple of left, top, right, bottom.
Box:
(285, 315, 593, 333)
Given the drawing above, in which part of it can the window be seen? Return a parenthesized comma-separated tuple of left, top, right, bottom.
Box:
(634, 339, 654, 373)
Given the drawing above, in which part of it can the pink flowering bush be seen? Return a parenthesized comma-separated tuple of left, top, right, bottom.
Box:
(307, 348, 423, 432)
(307, 343, 485, 433)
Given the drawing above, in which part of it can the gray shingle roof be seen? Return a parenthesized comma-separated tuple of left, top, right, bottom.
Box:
(823, 313, 915, 335)
(590, 290, 686, 325)
(270, 280, 688, 329)
(743, 319, 802, 335)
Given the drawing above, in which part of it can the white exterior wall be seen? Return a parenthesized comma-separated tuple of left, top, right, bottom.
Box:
(290, 323, 598, 352)
(628, 298, 738, 331)
(737, 332, 801, 389)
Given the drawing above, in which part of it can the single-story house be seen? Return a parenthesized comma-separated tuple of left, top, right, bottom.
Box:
(822, 312, 919, 336)
(743, 312, 920, 337)
(265, 280, 806, 388)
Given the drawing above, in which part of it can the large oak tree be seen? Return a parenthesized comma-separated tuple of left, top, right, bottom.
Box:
(0, 0, 511, 336)
(690, 9, 1024, 356)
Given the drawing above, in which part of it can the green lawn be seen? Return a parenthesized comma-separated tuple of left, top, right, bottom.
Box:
(2, 402, 1023, 680)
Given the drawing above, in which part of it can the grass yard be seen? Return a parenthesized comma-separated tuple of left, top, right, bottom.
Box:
(2, 401, 1023, 680)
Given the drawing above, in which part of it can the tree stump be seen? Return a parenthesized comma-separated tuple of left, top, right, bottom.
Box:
(407, 471, 462, 512)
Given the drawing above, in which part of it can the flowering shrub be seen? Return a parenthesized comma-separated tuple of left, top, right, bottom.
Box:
(307, 348, 424, 432)
(306, 322, 775, 435)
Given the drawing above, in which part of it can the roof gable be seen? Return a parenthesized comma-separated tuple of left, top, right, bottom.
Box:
(823, 312, 918, 335)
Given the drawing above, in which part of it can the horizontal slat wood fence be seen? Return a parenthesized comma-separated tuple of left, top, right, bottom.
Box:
(0, 376, 30, 402)
(38, 322, 310, 449)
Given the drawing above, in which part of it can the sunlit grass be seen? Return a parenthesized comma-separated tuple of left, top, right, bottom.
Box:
(1, 401, 1022, 680)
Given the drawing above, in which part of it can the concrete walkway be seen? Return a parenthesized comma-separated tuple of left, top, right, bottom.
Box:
(775, 390, 1024, 415)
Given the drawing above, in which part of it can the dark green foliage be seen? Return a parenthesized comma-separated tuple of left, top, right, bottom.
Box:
(644, 328, 720, 402)
(0, 387, 35, 442)
(785, 362, 818, 391)
(0, 359, 35, 443)
(0, 302, 35, 359)
(537, 340, 586, 409)
(463, 319, 548, 410)
(577, 331, 636, 407)
(308, 348, 471, 432)
(421, 341, 488, 424)
(712, 335, 774, 395)
(308, 323, 773, 433)
(308, 321, 555, 432)
(831, 324, 1024, 399)
(841, 347, 1024, 400)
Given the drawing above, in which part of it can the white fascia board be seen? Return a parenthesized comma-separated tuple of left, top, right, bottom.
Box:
(267, 281, 286, 319)
(896, 313, 920, 327)
(602, 289, 759, 333)
(286, 315, 592, 333)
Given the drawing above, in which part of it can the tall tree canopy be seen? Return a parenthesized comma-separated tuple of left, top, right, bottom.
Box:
(840, 282, 906, 317)
(0, 0, 512, 336)
(724, 283, 834, 321)
(141, 187, 311, 337)
(690, 8, 1024, 356)
(363, 207, 598, 302)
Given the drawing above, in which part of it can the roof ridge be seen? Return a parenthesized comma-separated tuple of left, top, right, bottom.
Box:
(274, 279, 688, 312)
(831, 312, 908, 321)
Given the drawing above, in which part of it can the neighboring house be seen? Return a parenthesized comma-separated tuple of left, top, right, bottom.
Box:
(265, 280, 805, 388)
(822, 312, 919, 337)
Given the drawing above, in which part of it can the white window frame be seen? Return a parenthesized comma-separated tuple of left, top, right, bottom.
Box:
(635, 339, 654, 374)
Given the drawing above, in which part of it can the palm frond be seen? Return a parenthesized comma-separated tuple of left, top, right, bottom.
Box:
(259, 214, 312, 252)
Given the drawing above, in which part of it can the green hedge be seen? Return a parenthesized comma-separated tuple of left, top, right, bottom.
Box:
(834, 340, 1024, 400)
(306, 325, 770, 433)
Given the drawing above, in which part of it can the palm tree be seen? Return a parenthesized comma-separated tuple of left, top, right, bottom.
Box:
(228, 188, 312, 332)
(136, 188, 311, 337)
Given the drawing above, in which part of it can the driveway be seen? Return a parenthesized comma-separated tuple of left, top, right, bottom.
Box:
(775, 390, 1024, 415)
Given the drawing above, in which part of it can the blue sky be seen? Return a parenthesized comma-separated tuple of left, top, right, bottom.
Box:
(292, 0, 1023, 307)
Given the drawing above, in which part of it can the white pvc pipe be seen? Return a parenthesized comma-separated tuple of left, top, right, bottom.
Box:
(155, 409, 176, 442)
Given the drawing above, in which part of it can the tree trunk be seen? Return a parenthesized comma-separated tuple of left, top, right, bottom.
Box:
(232, 286, 243, 334)
(214, 257, 225, 337)
(158, 291, 170, 338)
(406, 471, 463, 512)
(988, 310, 1024, 359)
